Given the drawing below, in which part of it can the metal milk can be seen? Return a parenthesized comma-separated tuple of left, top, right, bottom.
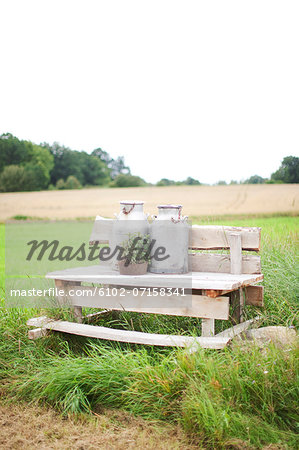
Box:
(110, 201, 149, 269)
(149, 205, 190, 274)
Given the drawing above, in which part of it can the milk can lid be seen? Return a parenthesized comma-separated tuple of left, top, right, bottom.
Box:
(157, 204, 182, 209)
(120, 200, 144, 205)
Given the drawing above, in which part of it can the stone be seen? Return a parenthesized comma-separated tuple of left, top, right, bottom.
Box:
(233, 326, 297, 349)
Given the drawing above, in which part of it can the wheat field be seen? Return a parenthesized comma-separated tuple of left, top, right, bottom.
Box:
(0, 184, 298, 220)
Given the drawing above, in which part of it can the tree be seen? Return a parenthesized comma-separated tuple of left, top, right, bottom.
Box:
(0, 136, 54, 191)
(109, 156, 130, 179)
(91, 148, 112, 165)
(0, 162, 52, 192)
(92, 149, 130, 180)
(24, 142, 54, 189)
(26, 142, 54, 172)
(0, 134, 135, 191)
(0, 133, 29, 172)
(110, 174, 146, 187)
(22, 162, 50, 191)
(0, 165, 26, 192)
(45, 143, 112, 186)
(156, 178, 176, 186)
(45, 144, 85, 185)
(245, 175, 265, 184)
(271, 156, 299, 183)
(81, 154, 110, 186)
(184, 177, 201, 185)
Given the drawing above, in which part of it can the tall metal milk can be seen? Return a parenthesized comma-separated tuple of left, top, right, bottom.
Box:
(149, 205, 189, 274)
(110, 201, 149, 270)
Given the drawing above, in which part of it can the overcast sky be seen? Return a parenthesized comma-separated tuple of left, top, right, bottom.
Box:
(1, 0, 298, 184)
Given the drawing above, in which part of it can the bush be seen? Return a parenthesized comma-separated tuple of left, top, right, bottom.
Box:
(64, 176, 82, 189)
(22, 162, 50, 191)
(56, 179, 65, 190)
(156, 178, 176, 186)
(110, 174, 146, 187)
(0, 165, 26, 192)
(0, 140, 53, 191)
(245, 175, 265, 184)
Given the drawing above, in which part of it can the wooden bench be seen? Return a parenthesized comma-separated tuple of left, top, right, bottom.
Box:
(27, 219, 264, 350)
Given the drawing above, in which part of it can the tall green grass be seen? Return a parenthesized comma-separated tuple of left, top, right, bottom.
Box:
(3, 342, 298, 448)
(0, 216, 298, 448)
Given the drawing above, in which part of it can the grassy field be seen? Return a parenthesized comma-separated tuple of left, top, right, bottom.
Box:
(0, 183, 298, 220)
(0, 213, 298, 448)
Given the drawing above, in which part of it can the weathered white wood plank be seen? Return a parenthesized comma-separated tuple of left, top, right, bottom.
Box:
(26, 316, 230, 349)
(201, 289, 215, 336)
(73, 306, 83, 323)
(228, 233, 242, 275)
(55, 279, 83, 323)
(53, 286, 230, 320)
(26, 316, 49, 327)
(190, 253, 261, 274)
(89, 216, 113, 244)
(83, 310, 111, 321)
(228, 233, 244, 323)
(230, 289, 245, 324)
(46, 265, 263, 291)
(216, 316, 262, 338)
(201, 319, 215, 336)
(244, 285, 264, 306)
(28, 327, 48, 339)
(27, 316, 51, 327)
(27, 312, 112, 335)
(88, 218, 261, 251)
(191, 225, 261, 251)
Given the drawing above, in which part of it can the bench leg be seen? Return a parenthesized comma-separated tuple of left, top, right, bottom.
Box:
(231, 288, 244, 324)
(55, 279, 83, 323)
(201, 318, 215, 336)
(201, 289, 215, 336)
(73, 306, 83, 323)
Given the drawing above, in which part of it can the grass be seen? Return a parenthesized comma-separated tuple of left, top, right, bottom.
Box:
(0, 403, 194, 449)
(0, 215, 298, 448)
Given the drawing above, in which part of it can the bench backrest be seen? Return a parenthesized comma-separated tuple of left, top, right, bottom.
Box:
(89, 217, 261, 275)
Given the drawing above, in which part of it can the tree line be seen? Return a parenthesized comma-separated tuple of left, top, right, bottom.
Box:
(154, 157, 299, 186)
(0, 133, 144, 192)
(0, 133, 298, 192)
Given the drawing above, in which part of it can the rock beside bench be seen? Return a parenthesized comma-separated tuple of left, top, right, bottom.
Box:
(233, 326, 297, 349)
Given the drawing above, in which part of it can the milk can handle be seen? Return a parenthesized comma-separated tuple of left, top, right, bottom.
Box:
(171, 214, 188, 223)
(122, 204, 135, 215)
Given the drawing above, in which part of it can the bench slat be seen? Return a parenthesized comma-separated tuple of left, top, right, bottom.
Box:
(46, 265, 263, 291)
(190, 253, 261, 274)
(27, 317, 230, 349)
(52, 285, 230, 320)
(191, 225, 261, 251)
(89, 219, 261, 251)
(244, 285, 264, 306)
